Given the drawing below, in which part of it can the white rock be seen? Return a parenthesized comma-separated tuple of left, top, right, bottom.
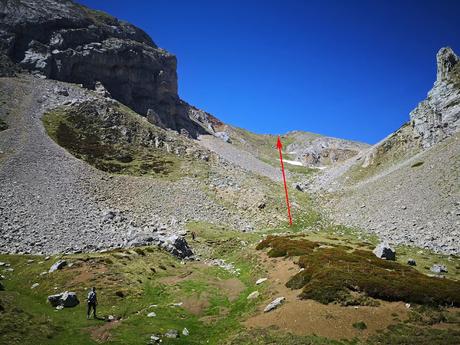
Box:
(264, 297, 285, 312)
(182, 327, 189, 336)
(255, 278, 267, 285)
(31, 283, 39, 289)
(147, 312, 156, 317)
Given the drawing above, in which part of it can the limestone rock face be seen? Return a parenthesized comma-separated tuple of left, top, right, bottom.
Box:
(0, 0, 209, 137)
(286, 132, 369, 167)
(410, 47, 460, 148)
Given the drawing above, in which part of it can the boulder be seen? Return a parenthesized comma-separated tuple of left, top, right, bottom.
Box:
(159, 235, 193, 259)
(407, 258, 416, 266)
(182, 328, 189, 336)
(48, 260, 67, 273)
(373, 242, 396, 261)
(47, 291, 79, 307)
(264, 297, 285, 312)
(430, 264, 448, 274)
(147, 312, 156, 318)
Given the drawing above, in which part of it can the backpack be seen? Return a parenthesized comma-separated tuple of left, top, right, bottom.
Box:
(88, 291, 96, 303)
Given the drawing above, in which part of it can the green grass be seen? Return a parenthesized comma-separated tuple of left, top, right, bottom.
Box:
(0, 222, 267, 345)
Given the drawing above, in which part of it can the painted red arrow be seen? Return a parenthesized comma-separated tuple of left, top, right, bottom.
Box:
(276, 136, 293, 226)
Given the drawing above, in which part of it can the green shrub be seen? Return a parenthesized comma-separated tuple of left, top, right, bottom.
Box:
(353, 321, 367, 330)
(411, 161, 424, 168)
(257, 236, 460, 306)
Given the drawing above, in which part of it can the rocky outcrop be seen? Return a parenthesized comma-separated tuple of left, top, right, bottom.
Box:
(410, 47, 460, 148)
(48, 291, 79, 307)
(286, 132, 369, 167)
(0, 0, 210, 137)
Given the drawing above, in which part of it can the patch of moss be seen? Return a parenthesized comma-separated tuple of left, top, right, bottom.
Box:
(258, 236, 460, 306)
(352, 321, 367, 330)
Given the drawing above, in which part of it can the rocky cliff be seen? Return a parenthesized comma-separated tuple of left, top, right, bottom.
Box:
(0, 0, 215, 137)
(410, 47, 460, 148)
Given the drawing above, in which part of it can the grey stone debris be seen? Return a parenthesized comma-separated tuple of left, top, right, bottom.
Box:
(47, 291, 79, 308)
(215, 131, 231, 143)
(407, 258, 416, 266)
(373, 242, 396, 261)
(264, 297, 285, 312)
(164, 329, 179, 338)
(430, 264, 448, 274)
(48, 260, 67, 273)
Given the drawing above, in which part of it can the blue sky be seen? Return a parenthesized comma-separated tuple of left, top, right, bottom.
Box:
(79, 0, 460, 144)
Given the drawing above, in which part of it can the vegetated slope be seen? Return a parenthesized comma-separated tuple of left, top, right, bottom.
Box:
(314, 47, 460, 255)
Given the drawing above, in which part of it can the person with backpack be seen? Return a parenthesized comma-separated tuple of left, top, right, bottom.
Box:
(87, 287, 98, 319)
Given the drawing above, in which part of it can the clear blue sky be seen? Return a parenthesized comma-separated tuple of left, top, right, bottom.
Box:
(78, 0, 460, 144)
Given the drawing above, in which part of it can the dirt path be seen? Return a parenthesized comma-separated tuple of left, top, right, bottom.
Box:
(244, 253, 409, 340)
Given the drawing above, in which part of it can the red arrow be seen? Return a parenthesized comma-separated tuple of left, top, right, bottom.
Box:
(276, 136, 293, 226)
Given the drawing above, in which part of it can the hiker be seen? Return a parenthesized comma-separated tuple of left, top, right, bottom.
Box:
(191, 231, 196, 240)
(87, 287, 98, 319)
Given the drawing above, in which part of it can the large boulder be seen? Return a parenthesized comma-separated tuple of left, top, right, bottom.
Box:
(158, 235, 193, 259)
(430, 264, 448, 274)
(373, 242, 396, 261)
(47, 291, 79, 308)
